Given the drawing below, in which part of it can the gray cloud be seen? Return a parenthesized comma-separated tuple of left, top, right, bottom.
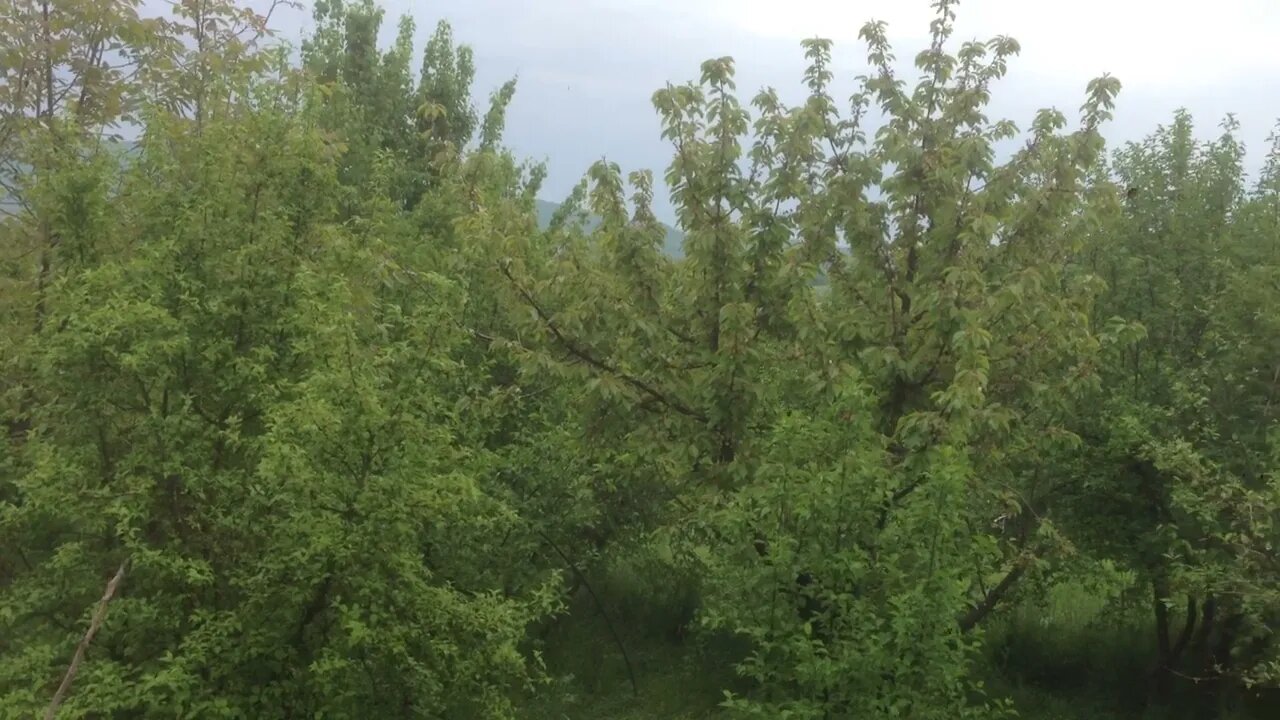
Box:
(266, 0, 1280, 223)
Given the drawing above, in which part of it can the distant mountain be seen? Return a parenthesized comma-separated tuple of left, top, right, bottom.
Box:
(531, 199, 832, 287)
(534, 199, 685, 258)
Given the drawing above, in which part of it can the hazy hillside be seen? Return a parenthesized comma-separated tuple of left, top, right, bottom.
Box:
(535, 199, 685, 258)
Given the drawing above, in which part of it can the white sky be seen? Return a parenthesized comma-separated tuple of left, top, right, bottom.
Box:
(700, 0, 1280, 89)
(263, 0, 1280, 221)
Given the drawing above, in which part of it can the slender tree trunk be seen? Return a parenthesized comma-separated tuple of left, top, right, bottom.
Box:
(33, 0, 57, 334)
(1150, 575, 1174, 706)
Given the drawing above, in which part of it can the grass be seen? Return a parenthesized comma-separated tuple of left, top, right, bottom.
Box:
(519, 559, 1277, 719)
(521, 603, 735, 719)
(519, 544, 744, 719)
(980, 567, 1157, 718)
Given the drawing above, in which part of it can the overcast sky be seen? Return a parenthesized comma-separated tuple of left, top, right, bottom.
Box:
(270, 0, 1280, 222)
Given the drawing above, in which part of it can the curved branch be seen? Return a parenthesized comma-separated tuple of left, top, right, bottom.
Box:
(499, 261, 707, 424)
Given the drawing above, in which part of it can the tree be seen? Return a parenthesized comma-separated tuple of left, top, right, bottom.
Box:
(1069, 110, 1280, 710)
(301, 0, 518, 210)
(489, 1, 1120, 715)
(0, 0, 165, 389)
(0, 8, 555, 716)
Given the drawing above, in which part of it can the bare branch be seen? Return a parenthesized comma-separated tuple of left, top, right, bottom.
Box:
(44, 560, 129, 720)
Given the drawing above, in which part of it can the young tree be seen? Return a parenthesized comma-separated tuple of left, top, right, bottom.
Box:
(0, 0, 165, 377)
(1, 6, 556, 716)
(1070, 111, 1280, 708)
(491, 2, 1120, 715)
(301, 0, 518, 210)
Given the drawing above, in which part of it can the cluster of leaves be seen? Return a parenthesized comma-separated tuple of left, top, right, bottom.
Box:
(1, 1, 1277, 718)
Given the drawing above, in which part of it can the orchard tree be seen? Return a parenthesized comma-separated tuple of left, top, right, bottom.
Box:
(0, 5, 558, 717)
(0, 0, 163, 376)
(1066, 110, 1280, 709)
(491, 1, 1121, 715)
(297, 0, 584, 617)
(301, 0, 518, 209)
(1, 0, 283, 449)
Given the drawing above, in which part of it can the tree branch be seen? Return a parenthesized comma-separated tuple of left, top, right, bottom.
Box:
(45, 559, 128, 720)
(498, 260, 708, 424)
(958, 558, 1026, 632)
(536, 529, 638, 698)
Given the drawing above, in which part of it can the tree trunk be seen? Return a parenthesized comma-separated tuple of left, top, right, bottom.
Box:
(1149, 575, 1174, 706)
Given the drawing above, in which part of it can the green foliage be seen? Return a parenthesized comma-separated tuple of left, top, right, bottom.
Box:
(1069, 108, 1280, 702)
(1, 74, 557, 716)
(1, 1, 1278, 719)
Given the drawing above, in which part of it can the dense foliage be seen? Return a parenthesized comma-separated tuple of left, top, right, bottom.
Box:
(1, 1, 1277, 718)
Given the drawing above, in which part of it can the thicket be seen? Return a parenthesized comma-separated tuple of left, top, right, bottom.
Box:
(1, 1, 1277, 718)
